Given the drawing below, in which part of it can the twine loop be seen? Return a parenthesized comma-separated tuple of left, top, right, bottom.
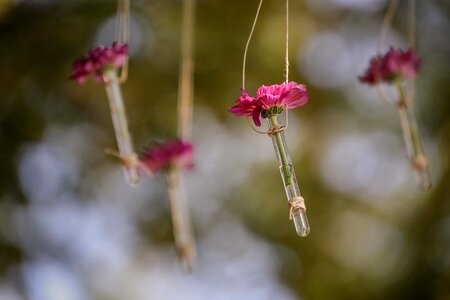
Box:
(267, 124, 286, 137)
(288, 196, 306, 220)
(104, 148, 152, 175)
(177, 0, 195, 140)
(242, 0, 290, 87)
(246, 107, 289, 136)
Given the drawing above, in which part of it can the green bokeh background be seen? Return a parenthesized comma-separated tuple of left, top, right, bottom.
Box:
(0, 0, 449, 299)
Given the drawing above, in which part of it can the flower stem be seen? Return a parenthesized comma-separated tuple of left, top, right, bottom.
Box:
(271, 116, 292, 186)
(166, 168, 196, 272)
(395, 81, 431, 191)
(268, 115, 310, 237)
(104, 69, 140, 186)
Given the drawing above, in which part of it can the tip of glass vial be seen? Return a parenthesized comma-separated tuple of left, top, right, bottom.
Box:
(292, 211, 310, 237)
(125, 170, 141, 187)
(414, 169, 432, 191)
(181, 258, 194, 274)
(419, 180, 432, 191)
(127, 177, 140, 187)
(178, 245, 196, 274)
(295, 225, 310, 237)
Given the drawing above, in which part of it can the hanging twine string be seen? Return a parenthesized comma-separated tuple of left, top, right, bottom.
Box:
(242, 0, 291, 135)
(376, 0, 400, 108)
(177, 0, 196, 140)
(406, 0, 416, 106)
(102, 0, 130, 85)
(242, 0, 291, 88)
(242, 0, 264, 90)
(288, 196, 306, 219)
(378, 0, 399, 55)
(115, 0, 129, 44)
(116, 0, 130, 84)
(285, 0, 289, 83)
(407, 0, 415, 49)
(103, 0, 137, 169)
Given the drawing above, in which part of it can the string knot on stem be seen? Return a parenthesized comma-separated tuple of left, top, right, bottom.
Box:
(267, 124, 287, 137)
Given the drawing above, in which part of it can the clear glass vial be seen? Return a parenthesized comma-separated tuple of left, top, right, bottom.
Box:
(268, 115, 310, 237)
(104, 69, 140, 186)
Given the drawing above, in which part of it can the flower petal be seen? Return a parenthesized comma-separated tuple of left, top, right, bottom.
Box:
(228, 105, 251, 116)
(252, 105, 263, 127)
(282, 84, 308, 108)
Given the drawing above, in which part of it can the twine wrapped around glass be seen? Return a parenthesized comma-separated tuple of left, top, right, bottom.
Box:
(395, 81, 431, 190)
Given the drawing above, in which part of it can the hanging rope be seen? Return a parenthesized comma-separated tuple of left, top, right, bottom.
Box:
(242, 0, 264, 90)
(285, 0, 289, 83)
(177, 0, 196, 140)
(406, 0, 416, 106)
(376, 0, 400, 108)
(115, 0, 130, 84)
(242, 0, 291, 133)
(407, 0, 415, 49)
(378, 0, 399, 55)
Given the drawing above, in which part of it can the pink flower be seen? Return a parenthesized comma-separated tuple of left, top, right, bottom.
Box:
(359, 47, 421, 85)
(228, 81, 308, 126)
(140, 140, 194, 174)
(228, 89, 261, 124)
(70, 42, 128, 84)
(358, 57, 384, 84)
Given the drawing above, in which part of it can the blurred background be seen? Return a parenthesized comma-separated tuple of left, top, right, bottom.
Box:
(0, 0, 449, 299)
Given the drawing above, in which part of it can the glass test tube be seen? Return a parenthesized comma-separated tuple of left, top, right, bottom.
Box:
(104, 69, 140, 185)
(268, 115, 310, 237)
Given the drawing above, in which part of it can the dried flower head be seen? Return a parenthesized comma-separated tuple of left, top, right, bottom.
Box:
(140, 139, 194, 174)
(70, 42, 128, 84)
(228, 81, 308, 126)
(359, 47, 421, 85)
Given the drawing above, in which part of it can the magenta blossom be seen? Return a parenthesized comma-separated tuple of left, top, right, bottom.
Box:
(228, 81, 308, 126)
(70, 42, 128, 84)
(228, 89, 260, 117)
(359, 47, 421, 85)
(140, 139, 194, 174)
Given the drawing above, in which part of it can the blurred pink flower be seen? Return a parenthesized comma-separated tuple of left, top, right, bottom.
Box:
(140, 140, 194, 174)
(359, 47, 421, 85)
(70, 42, 128, 84)
(228, 82, 308, 126)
